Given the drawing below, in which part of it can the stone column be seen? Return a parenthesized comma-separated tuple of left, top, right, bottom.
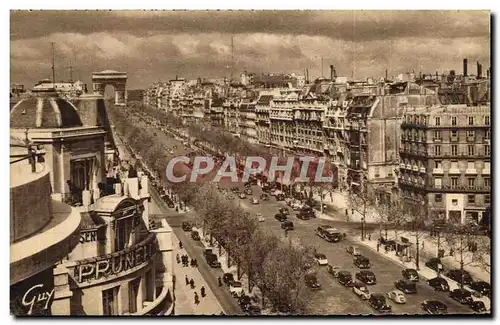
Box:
(93, 82, 105, 95)
(51, 262, 75, 315)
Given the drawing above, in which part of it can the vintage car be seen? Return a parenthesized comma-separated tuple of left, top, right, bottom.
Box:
(387, 290, 406, 304)
(353, 282, 371, 300)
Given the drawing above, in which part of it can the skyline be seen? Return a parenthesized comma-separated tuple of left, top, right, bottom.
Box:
(10, 10, 490, 89)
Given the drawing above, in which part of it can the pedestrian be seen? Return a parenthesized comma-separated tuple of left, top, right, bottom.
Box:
(190, 258, 194, 267)
(179, 241, 183, 249)
(449, 248, 454, 257)
(376, 243, 380, 252)
(190, 278, 195, 289)
(342, 233, 346, 240)
(368, 234, 371, 241)
(185, 275, 189, 285)
(351, 209, 354, 215)
(384, 245, 388, 253)
(218, 276, 223, 287)
(194, 292, 199, 305)
(201, 286, 206, 297)
(422, 241, 425, 250)
(176, 254, 180, 264)
(194, 258, 198, 267)
(284, 229, 289, 237)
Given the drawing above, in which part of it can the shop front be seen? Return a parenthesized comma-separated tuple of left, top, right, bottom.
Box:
(10, 267, 55, 316)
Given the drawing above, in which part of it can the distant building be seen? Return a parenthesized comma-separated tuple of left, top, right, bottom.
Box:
(127, 89, 145, 104)
(33, 79, 87, 100)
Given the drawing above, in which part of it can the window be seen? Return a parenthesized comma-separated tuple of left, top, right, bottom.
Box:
(145, 270, 154, 301)
(451, 116, 457, 126)
(484, 116, 490, 125)
(451, 130, 458, 137)
(451, 145, 458, 155)
(451, 177, 458, 187)
(467, 161, 475, 169)
(433, 130, 441, 140)
(485, 130, 491, 139)
(129, 278, 141, 314)
(485, 145, 490, 156)
(468, 195, 475, 204)
(468, 177, 476, 187)
(468, 145, 475, 156)
(484, 177, 490, 187)
(435, 194, 442, 202)
(115, 216, 135, 251)
(434, 177, 442, 188)
(435, 117, 441, 126)
(485, 195, 490, 204)
(103, 287, 119, 316)
(467, 130, 475, 137)
(451, 161, 459, 169)
(434, 145, 441, 156)
(374, 167, 380, 178)
(434, 161, 442, 169)
(468, 116, 474, 125)
(452, 199, 458, 206)
(484, 161, 490, 170)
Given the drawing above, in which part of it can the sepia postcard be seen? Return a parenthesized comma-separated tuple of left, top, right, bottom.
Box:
(10, 10, 491, 316)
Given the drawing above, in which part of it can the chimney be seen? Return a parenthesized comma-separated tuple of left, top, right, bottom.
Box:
(306, 69, 309, 84)
(450, 70, 456, 76)
(477, 62, 482, 78)
(385, 69, 388, 80)
(463, 58, 468, 76)
(329, 65, 334, 80)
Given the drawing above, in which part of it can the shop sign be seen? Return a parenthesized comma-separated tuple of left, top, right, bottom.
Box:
(10, 268, 54, 316)
(74, 234, 157, 283)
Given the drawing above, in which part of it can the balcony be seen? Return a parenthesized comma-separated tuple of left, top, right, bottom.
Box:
(465, 168, 477, 175)
(433, 138, 442, 143)
(432, 168, 444, 174)
(412, 166, 419, 172)
(482, 168, 490, 175)
(450, 136, 459, 142)
(448, 168, 461, 174)
(400, 163, 406, 169)
(419, 167, 426, 173)
(466, 136, 476, 142)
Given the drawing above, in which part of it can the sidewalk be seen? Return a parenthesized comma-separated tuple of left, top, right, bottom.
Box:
(172, 235, 223, 315)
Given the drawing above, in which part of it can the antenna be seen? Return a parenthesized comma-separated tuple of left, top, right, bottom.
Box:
(68, 62, 73, 83)
(321, 57, 324, 78)
(51, 42, 56, 86)
(231, 35, 234, 83)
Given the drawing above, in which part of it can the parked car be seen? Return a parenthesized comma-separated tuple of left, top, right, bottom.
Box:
(326, 265, 341, 278)
(297, 211, 311, 220)
(305, 273, 321, 290)
(337, 271, 354, 287)
(421, 300, 448, 314)
(469, 301, 487, 313)
(353, 282, 371, 300)
(238, 294, 251, 311)
(425, 258, 444, 273)
(450, 289, 473, 304)
(395, 279, 417, 294)
(238, 193, 247, 199)
(446, 269, 473, 286)
(354, 256, 371, 269)
(255, 213, 265, 222)
(231, 186, 240, 193)
(427, 277, 450, 292)
(368, 294, 392, 313)
(244, 188, 253, 195)
(276, 193, 286, 201)
(402, 268, 419, 282)
(260, 193, 269, 201)
(245, 304, 262, 315)
(279, 207, 290, 215)
(355, 270, 377, 285)
(275, 213, 287, 222)
(281, 220, 294, 230)
(346, 245, 362, 256)
(250, 197, 259, 204)
(205, 253, 221, 268)
(469, 281, 491, 297)
(230, 281, 244, 297)
(316, 226, 342, 242)
(191, 230, 201, 241)
(270, 189, 277, 196)
(314, 253, 328, 266)
(182, 221, 193, 232)
(223, 273, 235, 285)
(387, 290, 406, 304)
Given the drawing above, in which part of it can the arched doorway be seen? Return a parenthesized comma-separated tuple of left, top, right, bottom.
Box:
(92, 70, 128, 106)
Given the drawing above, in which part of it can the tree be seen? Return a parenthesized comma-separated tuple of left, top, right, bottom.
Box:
(445, 221, 491, 288)
(347, 183, 375, 241)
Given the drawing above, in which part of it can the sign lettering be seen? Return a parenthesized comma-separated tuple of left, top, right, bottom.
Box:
(22, 284, 55, 315)
(80, 230, 98, 243)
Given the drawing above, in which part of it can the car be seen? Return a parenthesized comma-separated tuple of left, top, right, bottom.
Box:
(469, 281, 491, 297)
(450, 288, 473, 304)
(255, 213, 265, 222)
(395, 279, 417, 294)
(260, 193, 269, 201)
(205, 253, 221, 268)
(314, 253, 328, 266)
(231, 186, 240, 193)
(326, 265, 341, 278)
(238, 193, 247, 199)
(402, 268, 419, 282)
(356, 270, 377, 285)
(281, 220, 294, 230)
(387, 290, 406, 304)
(446, 269, 473, 286)
(229, 281, 244, 297)
(245, 304, 262, 316)
(181, 221, 192, 232)
(191, 230, 201, 241)
(223, 273, 235, 285)
(279, 207, 289, 215)
(469, 301, 487, 313)
(337, 271, 354, 287)
(290, 200, 303, 211)
(353, 282, 371, 300)
(353, 256, 371, 269)
(238, 294, 252, 311)
(346, 245, 362, 256)
(275, 213, 287, 222)
(244, 188, 253, 195)
(425, 258, 444, 273)
(427, 277, 450, 292)
(297, 210, 312, 220)
(250, 197, 259, 204)
(421, 300, 448, 314)
(276, 193, 286, 201)
(270, 188, 277, 196)
(305, 273, 321, 290)
(368, 294, 392, 313)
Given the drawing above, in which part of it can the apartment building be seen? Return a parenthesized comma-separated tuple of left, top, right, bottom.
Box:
(269, 89, 299, 149)
(224, 97, 241, 136)
(294, 93, 327, 155)
(399, 105, 491, 225)
(239, 100, 258, 143)
(255, 95, 273, 145)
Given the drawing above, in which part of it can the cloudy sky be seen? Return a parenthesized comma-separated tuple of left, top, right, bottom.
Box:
(10, 10, 490, 89)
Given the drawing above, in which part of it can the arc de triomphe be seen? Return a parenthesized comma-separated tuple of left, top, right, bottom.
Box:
(92, 70, 127, 106)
